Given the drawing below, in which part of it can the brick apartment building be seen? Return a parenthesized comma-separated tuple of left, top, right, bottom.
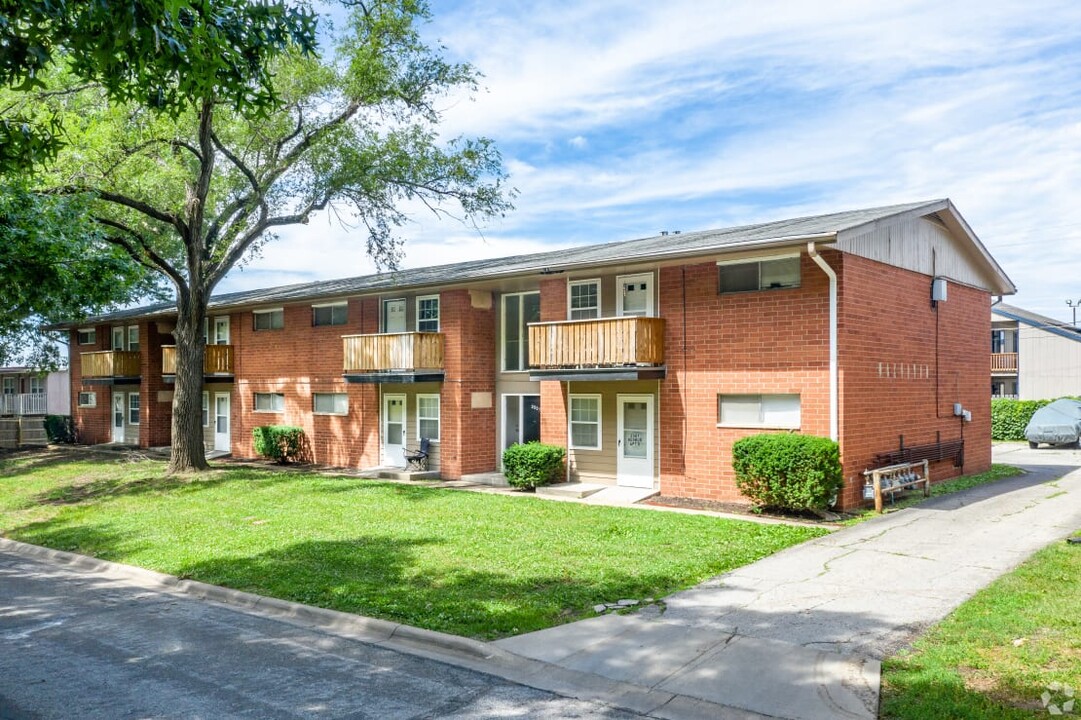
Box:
(61, 199, 1014, 508)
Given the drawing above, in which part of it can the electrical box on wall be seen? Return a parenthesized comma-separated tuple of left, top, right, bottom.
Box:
(932, 277, 948, 303)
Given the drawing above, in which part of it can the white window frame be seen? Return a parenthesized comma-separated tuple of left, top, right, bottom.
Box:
(252, 308, 285, 331)
(501, 291, 541, 372)
(416, 295, 440, 333)
(112, 326, 126, 350)
(568, 394, 602, 450)
(2, 377, 14, 395)
(127, 325, 139, 352)
(253, 392, 285, 413)
(717, 393, 801, 430)
(717, 253, 801, 293)
(313, 392, 349, 416)
(78, 391, 97, 408)
(568, 279, 600, 320)
(202, 391, 210, 427)
(77, 328, 96, 345)
(29, 377, 44, 394)
(416, 393, 440, 442)
(128, 393, 140, 425)
(312, 302, 348, 327)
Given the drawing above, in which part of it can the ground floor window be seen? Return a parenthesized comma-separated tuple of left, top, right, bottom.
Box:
(569, 394, 602, 449)
(202, 392, 210, 426)
(128, 393, 140, 425)
(417, 394, 440, 441)
(313, 392, 348, 415)
(254, 392, 285, 412)
(78, 391, 96, 408)
(991, 379, 1018, 398)
(717, 393, 800, 429)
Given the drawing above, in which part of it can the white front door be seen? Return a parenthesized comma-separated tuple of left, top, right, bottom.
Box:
(617, 395, 654, 488)
(112, 393, 125, 443)
(383, 394, 406, 466)
(383, 299, 407, 333)
(617, 273, 654, 317)
(214, 393, 231, 452)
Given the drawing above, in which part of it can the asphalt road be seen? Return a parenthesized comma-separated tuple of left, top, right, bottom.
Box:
(0, 551, 644, 720)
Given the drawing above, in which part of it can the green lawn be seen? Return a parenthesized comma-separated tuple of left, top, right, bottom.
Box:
(881, 532, 1081, 718)
(0, 449, 824, 639)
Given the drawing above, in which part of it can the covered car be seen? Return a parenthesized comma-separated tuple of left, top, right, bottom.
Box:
(1024, 398, 1081, 448)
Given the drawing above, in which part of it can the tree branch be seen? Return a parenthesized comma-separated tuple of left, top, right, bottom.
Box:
(47, 185, 184, 232)
(94, 217, 187, 291)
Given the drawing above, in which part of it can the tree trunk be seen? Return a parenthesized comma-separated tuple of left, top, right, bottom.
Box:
(168, 296, 209, 473)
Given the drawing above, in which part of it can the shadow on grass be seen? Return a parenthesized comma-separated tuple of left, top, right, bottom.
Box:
(10, 519, 151, 561)
(880, 659, 1047, 719)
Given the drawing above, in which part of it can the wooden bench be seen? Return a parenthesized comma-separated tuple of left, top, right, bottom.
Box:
(863, 459, 930, 513)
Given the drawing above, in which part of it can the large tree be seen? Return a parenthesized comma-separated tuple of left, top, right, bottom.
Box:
(7, 0, 512, 472)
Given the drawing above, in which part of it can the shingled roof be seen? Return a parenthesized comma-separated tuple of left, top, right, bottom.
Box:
(992, 303, 1081, 343)
(60, 198, 1008, 326)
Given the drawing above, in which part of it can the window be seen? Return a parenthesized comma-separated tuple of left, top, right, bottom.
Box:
(128, 393, 140, 425)
(313, 303, 347, 327)
(254, 392, 285, 412)
(718, 394, 800, 429)
(569, 280, 600, 320)
(417, 394, 440, 441)
(718, 256, 800, 293)
(112, 326, 126, 350)
(77, 328, 96, 345)
(502, 292, 540, 371)
(253, 309, 284, 331)
(127, 325, 139, 352)
(29, 377, 44, 394)
(569, 395, 601, 449)
(2, 377, 14, 395)
(416, 296, 440, 332)
(78, 391, 97, 408)
(313, 393, 348, 415)
(202, 392, 210, 427)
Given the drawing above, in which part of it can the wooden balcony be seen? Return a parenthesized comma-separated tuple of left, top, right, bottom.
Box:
(162, 345, 234, 380)
(342, 332, 445, 383)
(80, 350, 141, 384)
(991, 352, 1018, 373)
(528, 316, 666, 381)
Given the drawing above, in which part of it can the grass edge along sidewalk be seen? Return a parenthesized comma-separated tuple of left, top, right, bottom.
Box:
(0, 449, 824, 640)
(880, 525, 1081, 719)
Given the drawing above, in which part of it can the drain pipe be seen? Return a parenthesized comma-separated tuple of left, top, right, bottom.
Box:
(808, 242, 838, 441)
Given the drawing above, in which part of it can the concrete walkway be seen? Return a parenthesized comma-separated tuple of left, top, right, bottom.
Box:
(496, 445, 1081, 720)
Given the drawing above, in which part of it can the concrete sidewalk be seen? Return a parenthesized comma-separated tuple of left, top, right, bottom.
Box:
(496, 447, 1081, 720)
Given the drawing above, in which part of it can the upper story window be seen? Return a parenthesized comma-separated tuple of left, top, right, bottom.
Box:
(77, 328, 96, 345)
(253, 309, 284, 331)
(502, 292, 540, 372)
(718, 255, 800, 293)
(569, 280, 600, 320)
(29, 377, 44, 394)
(127, 325, 139, 352)
(417, 296, 440, 332)
(112, 325, 138, 351)
(313, 303, 347, 327)
(204, 316, 230, 345)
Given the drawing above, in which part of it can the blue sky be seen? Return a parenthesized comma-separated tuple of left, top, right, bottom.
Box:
(220, 0, 1081, 323)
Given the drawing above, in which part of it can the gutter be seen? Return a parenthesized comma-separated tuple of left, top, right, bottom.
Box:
(807, 242, 838, 441)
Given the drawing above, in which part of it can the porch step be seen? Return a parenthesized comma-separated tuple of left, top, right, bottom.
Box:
(536, 482, 607, 499)
(376, 468, 440, 481)
(461, 471, 509, 488)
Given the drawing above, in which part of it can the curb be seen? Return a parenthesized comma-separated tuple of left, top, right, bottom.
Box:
(0, 536, 768, 719)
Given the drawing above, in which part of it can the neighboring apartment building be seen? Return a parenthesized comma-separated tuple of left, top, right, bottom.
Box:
(60, 199, 1014, 508)
(0, 367, 70, 417)
(990, 303, 1081, 400)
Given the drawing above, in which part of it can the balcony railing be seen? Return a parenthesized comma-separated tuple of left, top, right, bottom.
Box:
(528, 316, 666, 369)
(342, 332, 444, 373)
(0, 393, 46, 416)
(991, 352, 1018, 373)
(162, 345, 234, 375)
(80, 350, 140, 378)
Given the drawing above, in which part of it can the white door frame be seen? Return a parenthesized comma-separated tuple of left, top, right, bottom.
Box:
(500, 393, 541, 465)
(616, 272, 654, 317)
(382, 393, 407, 466)
(112, 392, 125, 443)
(616, 394, 654, 489)
(213, 316, 230, 345)
(214, 392, 231, 452)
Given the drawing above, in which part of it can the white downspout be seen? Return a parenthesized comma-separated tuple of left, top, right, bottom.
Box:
(808, 242, 838, 441)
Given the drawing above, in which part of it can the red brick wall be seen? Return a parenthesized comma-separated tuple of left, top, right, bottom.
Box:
(658, 257, 832, 502)
(139, 320, 172, 448)
(439, 289, 497, 478)
(69, 325, 112, 444)
(836, 253, 991, 507)
(231, 299, 380, 467)
(538, 278, 569, 448)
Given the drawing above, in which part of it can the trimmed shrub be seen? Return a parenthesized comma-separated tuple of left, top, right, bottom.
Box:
(252, 425, 306, 464)
(502, 442, 565, 490)
(44, 415, 75, 444)
(732, 433, 843, 511)
(991, 398, 1049, 441)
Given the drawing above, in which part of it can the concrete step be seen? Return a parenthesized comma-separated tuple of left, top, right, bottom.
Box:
(460, 471, 509, 487)
(536, 482, 607, 499)
(376, 469, 440, 481)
